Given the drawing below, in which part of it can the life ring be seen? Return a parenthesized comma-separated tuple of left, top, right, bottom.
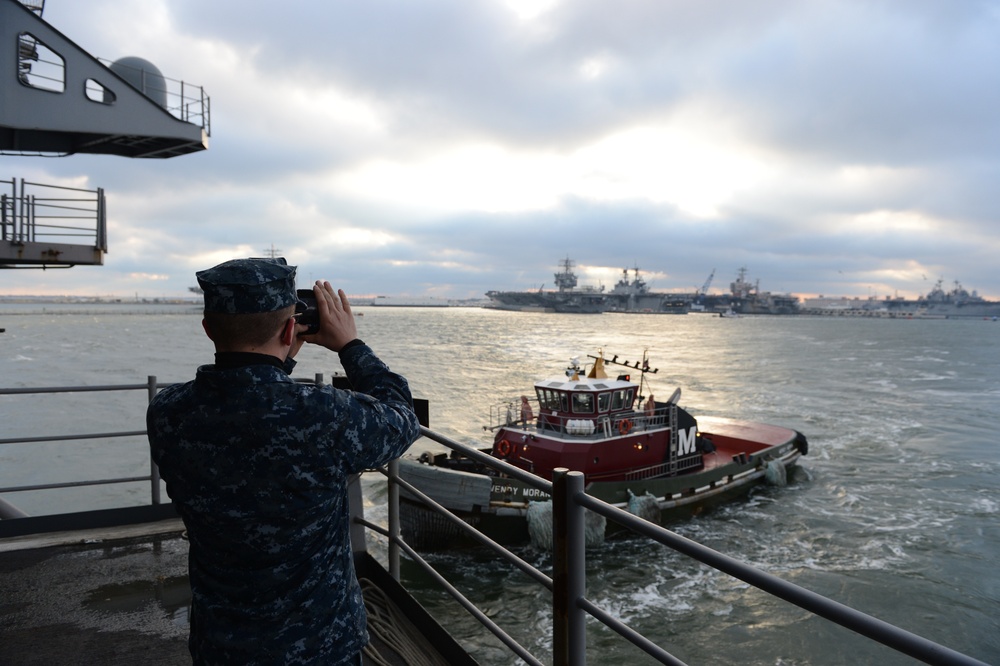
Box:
(618, 419, 632, 436)
(497, 439, 512, 457)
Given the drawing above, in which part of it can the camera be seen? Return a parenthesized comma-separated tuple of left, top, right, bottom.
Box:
(295, 289, 320, 334)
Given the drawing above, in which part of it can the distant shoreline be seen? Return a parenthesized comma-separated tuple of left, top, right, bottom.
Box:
(0, 297, 201, 305)
(0, 296, 490, 308)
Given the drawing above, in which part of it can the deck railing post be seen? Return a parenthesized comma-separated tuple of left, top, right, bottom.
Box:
(16, 178, 24, 241)
(147, 376, 161, 505)
(96, 187, 106, 251)
(27, 194, 35, 242)
(553, 468, 587, 665)
(387, 457, 401, 581)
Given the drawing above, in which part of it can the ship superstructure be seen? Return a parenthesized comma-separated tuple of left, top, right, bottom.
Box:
(603, 266, 690, 314)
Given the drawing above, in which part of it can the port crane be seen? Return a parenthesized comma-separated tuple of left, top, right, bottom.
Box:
(697, 269, 715, 298)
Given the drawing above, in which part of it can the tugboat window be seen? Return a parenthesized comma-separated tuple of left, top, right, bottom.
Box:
(572, 393, 594, 414)
(537, 389, 550, 410)
(611, 390, 626, 411)
(538, 389, 568, 413)
(598, 392, 611, 412)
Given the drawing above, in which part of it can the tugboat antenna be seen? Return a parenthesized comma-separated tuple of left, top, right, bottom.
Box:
(589, 350, 659, 403)
(588, 351, 658, 375)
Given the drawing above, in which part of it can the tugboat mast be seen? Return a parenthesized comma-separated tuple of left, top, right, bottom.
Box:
(588, 349, 658, 401)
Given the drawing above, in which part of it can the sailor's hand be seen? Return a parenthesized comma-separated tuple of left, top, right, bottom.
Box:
(305, 281, 358, 352)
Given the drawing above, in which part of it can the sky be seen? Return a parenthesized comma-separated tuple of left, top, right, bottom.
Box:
(3, 0, 999, 301)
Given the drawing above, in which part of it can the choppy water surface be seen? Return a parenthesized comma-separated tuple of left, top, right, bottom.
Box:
(2, 306, 998, 664)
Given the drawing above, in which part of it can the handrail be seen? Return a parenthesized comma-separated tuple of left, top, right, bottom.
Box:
(94, 57, 211, 134)
(0, 374, 328, 509)
(573, 490, 986, 666)
(1, 178, 106, 250)
(0, 379, 160, 501)
(382, 426, 989, 666)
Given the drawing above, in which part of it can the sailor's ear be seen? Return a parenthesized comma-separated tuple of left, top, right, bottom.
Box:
(279, 316, 296, 346)
(201, 318, 214, 341)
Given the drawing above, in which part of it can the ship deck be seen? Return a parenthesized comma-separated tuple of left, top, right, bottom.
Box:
(0, 519, 457, 665)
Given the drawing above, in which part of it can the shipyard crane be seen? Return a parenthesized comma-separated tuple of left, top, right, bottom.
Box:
(697, 269, 715, 297)
(688, 269, 716, 311)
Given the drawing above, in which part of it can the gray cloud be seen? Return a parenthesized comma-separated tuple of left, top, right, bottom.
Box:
(3, 0, 999, 301)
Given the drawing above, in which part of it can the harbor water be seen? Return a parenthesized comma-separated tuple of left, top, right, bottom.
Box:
(1, 305, 998, 665)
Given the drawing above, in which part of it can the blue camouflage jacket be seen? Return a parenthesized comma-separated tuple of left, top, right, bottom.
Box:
(147, 343, 419, 665)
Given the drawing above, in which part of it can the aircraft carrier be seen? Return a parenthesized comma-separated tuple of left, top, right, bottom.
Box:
(485, 257, 607, 313)
(486, 262, 801, 315)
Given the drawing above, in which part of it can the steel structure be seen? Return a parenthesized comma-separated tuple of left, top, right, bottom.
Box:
(1, 0, 209, 158)
(0, 0, 209, 269)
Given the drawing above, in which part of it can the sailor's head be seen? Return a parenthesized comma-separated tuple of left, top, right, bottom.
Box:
(196, 257, 299, 315)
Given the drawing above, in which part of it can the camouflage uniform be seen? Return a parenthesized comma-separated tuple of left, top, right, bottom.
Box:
(147, 258, 419, 665)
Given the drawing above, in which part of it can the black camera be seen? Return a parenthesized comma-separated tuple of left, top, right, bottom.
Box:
(295, 289, 320, 334)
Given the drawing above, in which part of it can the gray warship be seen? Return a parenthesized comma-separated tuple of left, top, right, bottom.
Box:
(723, 266, 801, 315)
(805, 279, 1000, 319)
(487, 262, 802, 315)
(594, 265, 802, 315)
(890, 279, 1000, 318)
(485, 257, 607, 313)
(602, 266, 692, 314)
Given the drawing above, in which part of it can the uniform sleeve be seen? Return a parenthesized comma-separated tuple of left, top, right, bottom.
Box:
(333, 343, 420, 472)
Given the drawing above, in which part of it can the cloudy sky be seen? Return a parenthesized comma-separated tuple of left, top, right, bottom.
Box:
(4, 0, 999, 301)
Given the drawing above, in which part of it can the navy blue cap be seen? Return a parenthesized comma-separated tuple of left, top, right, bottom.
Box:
(196, 257, 299, 314)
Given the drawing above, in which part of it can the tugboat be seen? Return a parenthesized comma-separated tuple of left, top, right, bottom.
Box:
(399, 351, 808, 548)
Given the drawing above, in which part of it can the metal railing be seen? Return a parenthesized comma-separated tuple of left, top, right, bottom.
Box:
(96, 57, 211, 135)
(489, 399, 667, 439)
(0, 380, 988, 665)
(0, 375, 324, 516)
(1, 178, 106, 250)
(0, 379, 159, 513)
(374, 427, 989, 666)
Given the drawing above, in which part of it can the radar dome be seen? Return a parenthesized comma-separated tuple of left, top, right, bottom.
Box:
(109, 56, 168, 109)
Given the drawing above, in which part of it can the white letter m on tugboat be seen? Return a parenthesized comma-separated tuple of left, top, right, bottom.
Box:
(678, 427, 697, 455)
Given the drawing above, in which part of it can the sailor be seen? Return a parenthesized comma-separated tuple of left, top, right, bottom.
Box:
(520, 395, 534, 428)
(147, 257, 419, 665)
(645, 394, 656, 418)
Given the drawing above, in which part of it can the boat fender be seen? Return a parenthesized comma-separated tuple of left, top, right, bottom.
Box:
(618, 419, 632, 436)
(793, 431, 809, 456)
(627, 490, 661, 523)
(765, 459, 787, 486)
(497, 439, 512, 457)
(527, 500, 607, 551)
(526, 501, 554, 551)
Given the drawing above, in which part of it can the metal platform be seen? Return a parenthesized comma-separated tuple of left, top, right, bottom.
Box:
(1, 178, 106, 267)
(0, 517, 464, 665)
